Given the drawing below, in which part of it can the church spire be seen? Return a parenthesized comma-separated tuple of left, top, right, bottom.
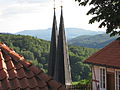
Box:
(48, 3, 58, 77)
(54, 6, 72, 85)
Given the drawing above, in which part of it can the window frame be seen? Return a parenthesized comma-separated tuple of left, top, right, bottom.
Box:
(99, 67, 106, 90)
(115, 70, 120, 90)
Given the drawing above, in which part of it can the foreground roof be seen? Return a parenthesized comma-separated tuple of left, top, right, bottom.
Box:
(84, 40, 120, 68)
(0, 42, 66, 90)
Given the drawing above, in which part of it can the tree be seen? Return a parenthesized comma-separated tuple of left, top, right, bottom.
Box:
(75, 0, 120, 37)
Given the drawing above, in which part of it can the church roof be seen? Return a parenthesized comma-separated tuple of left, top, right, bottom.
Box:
(48, 8, 58, 77)
(54, 6, 72, 85)
(0, 42, 66, 90)
(84, 40, 120, 68)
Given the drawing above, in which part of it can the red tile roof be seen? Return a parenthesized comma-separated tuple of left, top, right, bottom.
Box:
(0, 42, 66, 90)
(84, 40, 120, 68)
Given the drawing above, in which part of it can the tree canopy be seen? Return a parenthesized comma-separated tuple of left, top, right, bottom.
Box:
(75, 0, 120, 37)
(0, 34, 98, 81)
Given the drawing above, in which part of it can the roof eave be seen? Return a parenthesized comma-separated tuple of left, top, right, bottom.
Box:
(84, 61, 120, 69)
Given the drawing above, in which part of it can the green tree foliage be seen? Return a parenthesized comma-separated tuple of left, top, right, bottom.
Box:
(75, 0, 120, 37)
(69, 34, 117, 48)
(69, 46, 98, 81)
(0, 34, 98, 81)
(0, 34, 50, 73)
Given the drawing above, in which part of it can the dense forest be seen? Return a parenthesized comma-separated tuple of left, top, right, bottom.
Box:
(69, 34, 117, 48)
(0, 34, 98, 81)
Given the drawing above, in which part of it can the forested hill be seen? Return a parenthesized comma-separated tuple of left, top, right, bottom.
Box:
(69, 34, 118, 48)
(0, 34, 98, 81)
(16, 28, 103, 40)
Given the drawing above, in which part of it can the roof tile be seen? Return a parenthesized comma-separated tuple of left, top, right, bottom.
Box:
(9, 78, 20, 89)
(1, 79, 11, 90)
(0, 52, 7, 70)
(14, 63, 23, 70)
(19, 78, 29, 89)
(0, 82, 3, 90)
(27, 77, 38, 88)
(37, 72, 52, 81)
(85, 40, 120, 68)
(36, 79, 47, 88)
(47, 79, 62, 89)
(7, 69, 17, 80)
(17, 68, 26, 79)
(28, 65, 43, 75)
(0, 42, 66, 90)
(58, 86, 66, 90)
(25, 70, 34, 79)
(5, 58, 15, 71)
(0, 69, 8, 81)
(39, 87, 48, 90)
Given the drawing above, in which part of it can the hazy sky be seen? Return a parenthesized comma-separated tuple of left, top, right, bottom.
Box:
(0, 0, 105, 33)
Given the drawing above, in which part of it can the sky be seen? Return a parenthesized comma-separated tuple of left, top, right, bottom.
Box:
(0, 0, 105, 33)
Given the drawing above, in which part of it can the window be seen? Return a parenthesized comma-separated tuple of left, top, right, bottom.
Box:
(116, 71, 120, 90)
(100, 68, 106, 89)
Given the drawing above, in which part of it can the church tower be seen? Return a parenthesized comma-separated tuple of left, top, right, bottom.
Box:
(48, 6, 58, 77)
(53, 6, 72, 85)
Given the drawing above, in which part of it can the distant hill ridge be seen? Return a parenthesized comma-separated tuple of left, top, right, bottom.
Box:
(15, 28, 117, 48)
(0, 33, 13, 35)
(69, 34, 118, 48)
(16, 28, 104, 40)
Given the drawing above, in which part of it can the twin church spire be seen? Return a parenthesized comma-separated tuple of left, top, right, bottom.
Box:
(48, 8, 58, 77)
(48, 2, 72, 85)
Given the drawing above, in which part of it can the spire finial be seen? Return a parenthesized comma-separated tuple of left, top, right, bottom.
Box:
(53, 0, 72, 85)
(61, 0, 63, 8)
(54, 0, 56, 9)
(48, 0, 58, 77)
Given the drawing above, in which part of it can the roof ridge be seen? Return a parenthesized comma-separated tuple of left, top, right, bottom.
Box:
(0, 42, 25, 61)
(0, 51, 11, 90)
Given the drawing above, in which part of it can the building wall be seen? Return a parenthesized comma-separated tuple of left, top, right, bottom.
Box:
(107, 68, 115, 73)
(92, 65, 120, 90)
(92, 65, 100, 90)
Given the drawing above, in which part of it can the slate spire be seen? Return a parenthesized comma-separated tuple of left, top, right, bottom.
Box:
(54, 6, 72, 85)
(48, 7, 58, 77)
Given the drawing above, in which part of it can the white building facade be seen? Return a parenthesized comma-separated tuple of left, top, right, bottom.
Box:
(84, 40, 120, 90)
(92, 65, 120, 90)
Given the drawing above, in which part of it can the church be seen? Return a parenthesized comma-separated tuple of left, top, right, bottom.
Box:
(48, 3, 72, 86)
